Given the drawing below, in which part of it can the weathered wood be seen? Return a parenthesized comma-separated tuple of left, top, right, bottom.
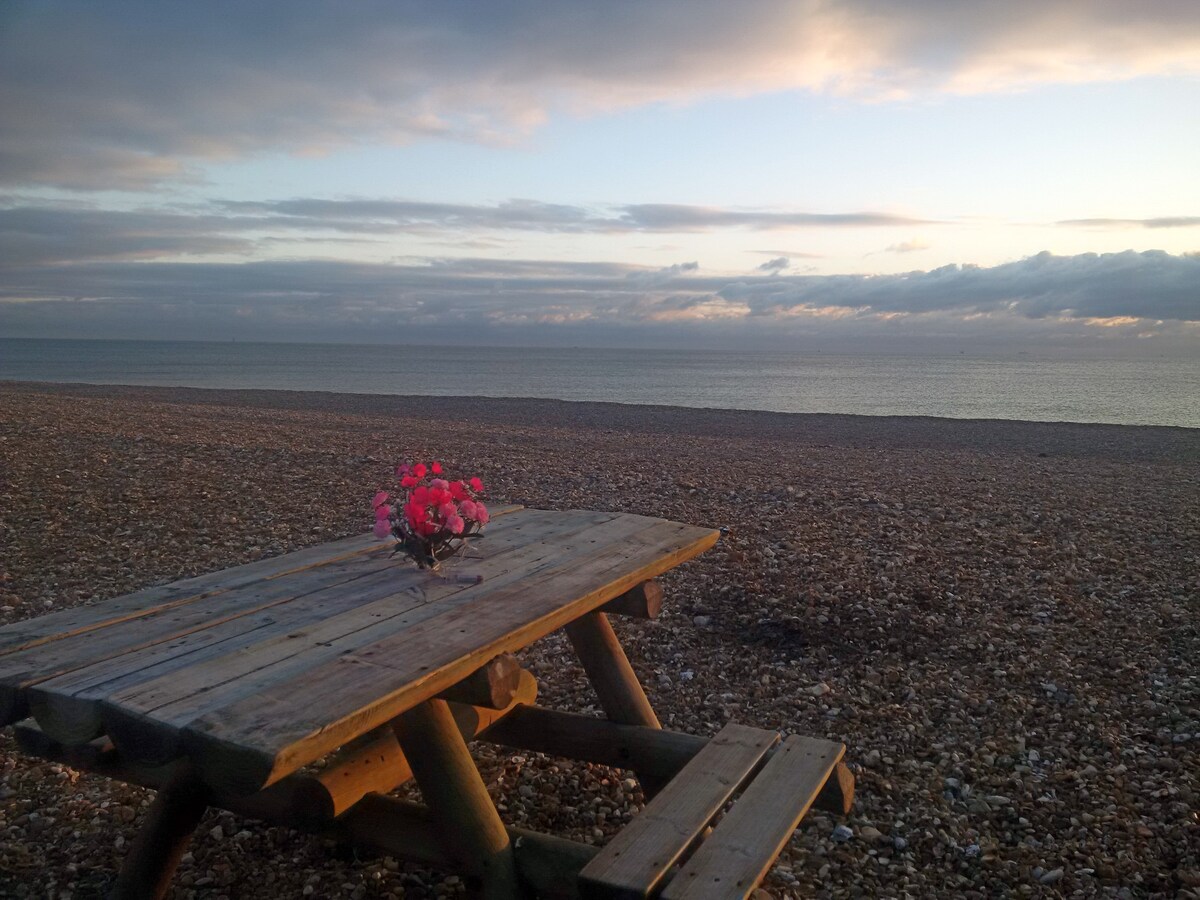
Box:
(0, 553, 400, 726)
(440, 653, 523, 709)
(14, 506, 539, 735)
(579, 723, 779, 900)
(14, 673, 537, 829)
(0, 504, 528, 726)
(185, 515, 717, 796)
(661, 736, 846, 900)
(110, 765, 211, 900)
(565, 611, 667, 795)
(392, 698, 521, 899)
(0, 532, 382, 658)
(818, 761, 856, 816)
(565, 612, 661, 729)
(480, 705, 705, 776)
(334, 795, 597, 900)
(479, 705, 851, 815)
(601, 581, 664, 620)
(107, 511, 617, 767)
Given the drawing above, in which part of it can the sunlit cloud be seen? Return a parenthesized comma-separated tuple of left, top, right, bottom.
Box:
(885, 238, 931, 253)
(3, 1, 1198, 189)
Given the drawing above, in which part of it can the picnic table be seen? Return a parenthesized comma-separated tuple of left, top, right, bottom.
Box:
(0, 506, 854, 899)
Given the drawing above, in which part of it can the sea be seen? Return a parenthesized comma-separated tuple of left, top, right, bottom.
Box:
(0, 338, 1196, 428)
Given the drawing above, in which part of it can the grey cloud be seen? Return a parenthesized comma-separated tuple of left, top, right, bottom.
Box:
(758, 257, 790, 272)
(4, 1, 1198, 189)
(619, 205, 928, 230)
(0, 201, 924, 266)
(1059, 217, 1200, 229)
(1, 252, 1195, 350)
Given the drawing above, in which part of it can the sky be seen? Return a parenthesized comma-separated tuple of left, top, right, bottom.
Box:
(0, 0, 1198, 354)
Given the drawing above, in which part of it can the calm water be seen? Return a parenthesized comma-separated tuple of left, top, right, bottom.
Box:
(0, 338, 1196, 428)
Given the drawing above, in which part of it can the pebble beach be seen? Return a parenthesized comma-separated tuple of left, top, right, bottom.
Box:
(0, 381, 1197, 899)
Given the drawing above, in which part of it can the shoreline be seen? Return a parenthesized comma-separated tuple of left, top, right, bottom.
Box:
(1, 382, 1196, 897)
(2, 379, 1197, 463)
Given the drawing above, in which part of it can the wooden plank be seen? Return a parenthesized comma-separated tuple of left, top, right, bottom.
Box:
(660, 736, 845, 900)
(186, 515, 719, 795)
(601, 581, 663, 620)
(0, 504, 523, 662)
(110, 765, 210, 900)
(479, 705, 706, 776)
(21, 511, 556, 740)
(566, 611, 666, 796)
(0, 533, 380, 657)
(335, 796, 596, 900)
(20, 559, 413, 740)
(578, 724, 778, 900)
(392, 698, 521, 899)
(0, 552, 401, 725)
(104, 511, 618, 766)
(12, 670, 536, 829)
(439, 653, 523, 709)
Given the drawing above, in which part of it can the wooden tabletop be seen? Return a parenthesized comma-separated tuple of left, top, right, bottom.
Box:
(0, 506, 718, 796)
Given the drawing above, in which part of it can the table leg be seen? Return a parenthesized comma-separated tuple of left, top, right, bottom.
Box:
(392, 698, 523, 900)
(565, 611, 668, 796)
(110, 765, 210, 900)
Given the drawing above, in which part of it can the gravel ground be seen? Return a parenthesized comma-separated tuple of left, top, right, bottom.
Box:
(0, 381, 1197, 899)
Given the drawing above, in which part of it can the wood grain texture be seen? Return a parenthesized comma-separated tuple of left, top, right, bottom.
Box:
(1, 507, 523, 726)
(185, 513, 717, 795)
(480, 705, 707, 776)
(600, 581, 664, 620)
(660, 736, 845, 900)
(578, 724, 778, 900)
(105, 511, 617, 766)
(392, 698, 521, 899)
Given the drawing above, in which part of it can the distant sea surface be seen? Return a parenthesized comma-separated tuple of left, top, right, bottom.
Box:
(1, 338, 1196, 428)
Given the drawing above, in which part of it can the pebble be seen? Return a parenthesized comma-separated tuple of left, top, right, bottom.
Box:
(0, 386, 1195, 900)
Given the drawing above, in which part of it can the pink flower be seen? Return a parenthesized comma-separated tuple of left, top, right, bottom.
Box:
(375, 504, 391, 520)
(372, 491, 389, 510)
(438, 501, 457, 521)
(457, 499, 477, 520)
(431, 461, 443, 474)
(469, 477, 484, 493)
(475, 502, 490, 525)
(373, 518, 392, 539)
(400, 475, 418, 488)
(430, 478, 449, 490)
(396, 463, 410, 477)
(445, 514, 465, 535)
(449, 480, 467, 500)
(412, 463, 428, 478)
(411, 486, 431, 507)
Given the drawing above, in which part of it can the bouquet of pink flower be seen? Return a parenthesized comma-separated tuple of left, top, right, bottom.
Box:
(372, 461, 490, 570)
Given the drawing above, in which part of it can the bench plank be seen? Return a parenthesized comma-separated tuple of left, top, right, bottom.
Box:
(579, 723, 778, 900)
(660, 736, 845, 900)
(185, 517, 718, 795)
(102, 511, 621, 764)
(23, 510, 574, 744)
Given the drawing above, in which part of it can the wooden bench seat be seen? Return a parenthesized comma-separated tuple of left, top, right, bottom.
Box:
(579, 723, 847, 900)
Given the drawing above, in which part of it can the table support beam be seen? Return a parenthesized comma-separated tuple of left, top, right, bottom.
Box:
(392, 698, 523, 900)
(565, 611, 667, 796)
(110, 765, 210, 900)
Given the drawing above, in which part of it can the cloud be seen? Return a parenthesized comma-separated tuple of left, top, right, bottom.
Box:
(884, 238, 930, 253)
(2, 250, 1195, 352)
(0, 200, 929, 265)
(1058, 216, 1200, 229)
(3, 1, 1198, 189)
(758, 257, 790, 272)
